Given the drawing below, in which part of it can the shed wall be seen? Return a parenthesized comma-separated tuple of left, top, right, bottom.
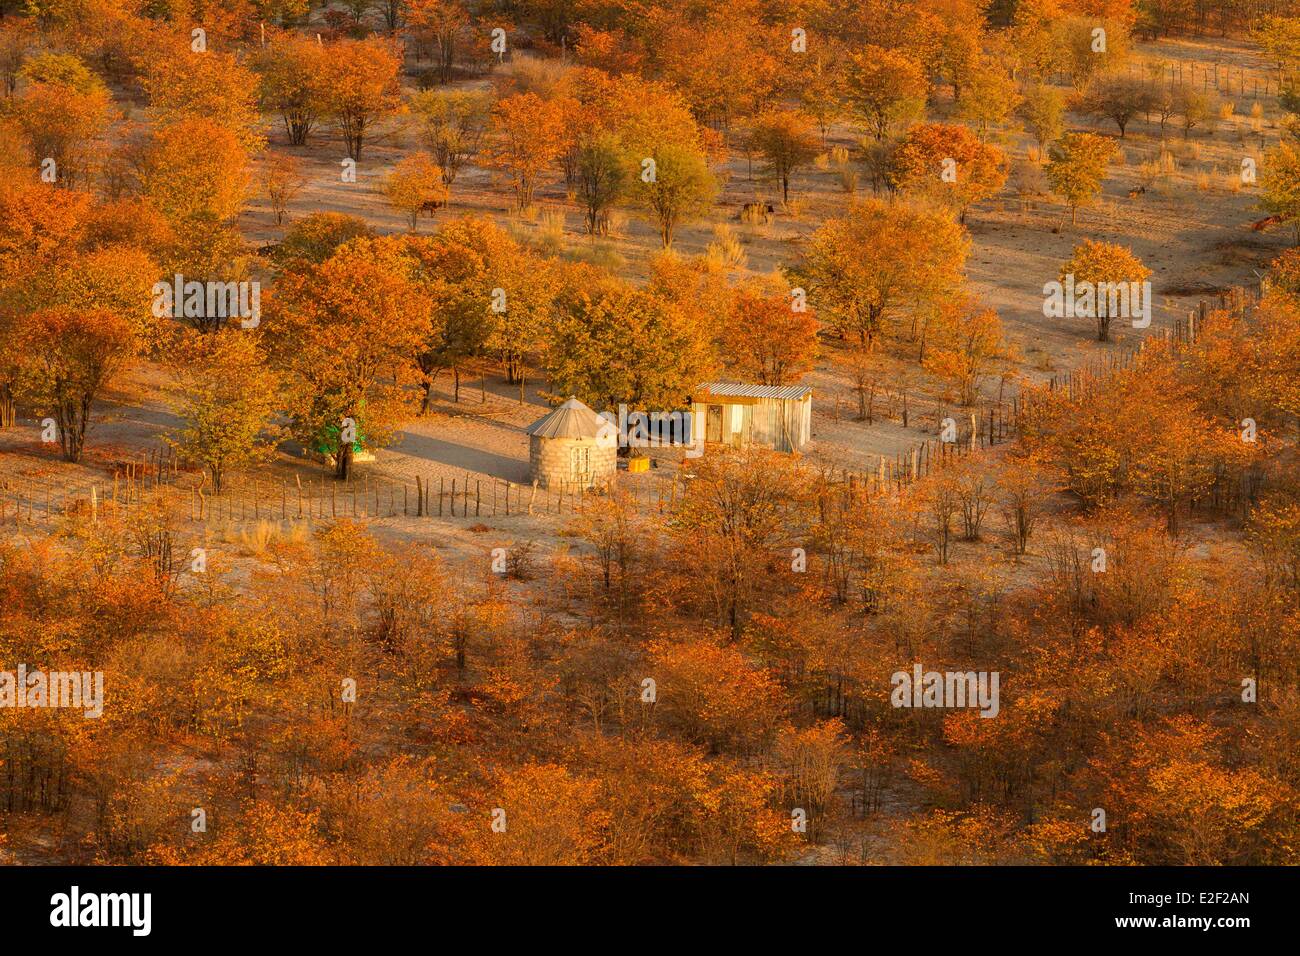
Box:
(703, 396, 811, 452)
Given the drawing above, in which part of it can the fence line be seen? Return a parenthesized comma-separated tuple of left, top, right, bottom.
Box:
(0, 458, 678, 528)
(1047, 57, 1290, 102)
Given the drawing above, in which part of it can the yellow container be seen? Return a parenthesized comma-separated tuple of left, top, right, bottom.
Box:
(627, 456, 650, 473)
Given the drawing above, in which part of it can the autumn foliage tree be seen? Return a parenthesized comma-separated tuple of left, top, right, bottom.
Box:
(0, 17, 35, 98)
(800, 198, 969, 347)
(720, 286, 819, 386)
(167, 331, 281, 494)
(143, 50, 265, 153)
(405, 216, 555, 402)
(1046, 132, 1116, 225)
(634, 142, 717, 248)
(11, 306, 136, 462)
(406, 0, 470, 83)
(889, 124, 1008, 224)
(142, 117, 250, 278)
(545, 271, 715, 411)
(575, 131, 627, 236)
(1059, 239, 1152, 342)
(670, 450, 810, 642)
(1019, 82, 1065, 149)
(582, 74, 718, 246)
(0, 181, 157, 404)
(1259, 138, 1300, 244)
(485, 92, 568, 211)
(451, 763, 612, 865)
(1078, 72, 1153, 139)
(954, 58, 1022, 140)
(844, 45, 927, 141)
(1021, 339, 1251, 528)
(924, 300, 1006, 406)
(381, 152, 449, 231)
(749, 110, 821, 204)
(275, 212, 375, 265)
(320, 38, 403, 161)
(11, 52, 110, 188)
(255, 31, 331, 147)
(269, 236, 432, 478)
(409, 88, 491, 185)
(646, 637, 786, 751)
(263, 151, 306, 226)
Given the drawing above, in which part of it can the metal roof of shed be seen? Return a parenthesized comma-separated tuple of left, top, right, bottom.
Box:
(695, 382, 813, 401)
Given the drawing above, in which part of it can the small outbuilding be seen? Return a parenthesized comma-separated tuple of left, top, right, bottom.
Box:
(692, 382, 812, 453)
(525, 397, 618, 490)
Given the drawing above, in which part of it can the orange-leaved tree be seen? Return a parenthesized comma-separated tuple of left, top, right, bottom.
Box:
(254, 31, 332, 147)
(749, 109, 821, 204)
(889, 123, 1008, 224)
(799, 197, 969, 347)
(485, 92, 569, 212)
(268, 236, 433, 479)
(12, 306, 137, 462)
(923, 300, 1007, 406)
(11, 52, 111, 189)
(720, 285, 819, 386)
(319, 38, 403, 161)
(1058, 239, 1151, 342)
(1046, 131, 1116, 225)
(844, 45, 927, 141)
(143, 49, 265, 153)
(380, 152, 449, 231)
(167, 330, 281, 494)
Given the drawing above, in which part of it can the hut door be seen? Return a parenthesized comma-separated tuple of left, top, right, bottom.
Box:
(570, 446, 591, 482)
(705, 404, 722, 443)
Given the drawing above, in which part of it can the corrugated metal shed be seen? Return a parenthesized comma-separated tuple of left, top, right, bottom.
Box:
(691, 381, 812, 453)
(525, 397, 608, 440)
(696, 382, 813, 401)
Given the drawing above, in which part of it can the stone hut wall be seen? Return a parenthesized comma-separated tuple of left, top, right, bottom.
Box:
(529, 436, 617, 489)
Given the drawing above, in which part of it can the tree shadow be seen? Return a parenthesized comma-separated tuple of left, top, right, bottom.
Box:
(393, 431, 530, 483)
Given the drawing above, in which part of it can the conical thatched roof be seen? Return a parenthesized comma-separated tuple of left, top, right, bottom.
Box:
(525, 397, 608, 440)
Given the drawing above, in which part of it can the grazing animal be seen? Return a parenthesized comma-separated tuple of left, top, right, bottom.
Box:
(1127, 185, 1146, 199)
(1251, 214, 1283, 232)
(420, 198, 447, 218)
(740, 201, 775, 224)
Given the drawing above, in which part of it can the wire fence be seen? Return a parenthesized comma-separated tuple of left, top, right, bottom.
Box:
(0, 454, 680, 528)
(1048, 59, 1290, 102)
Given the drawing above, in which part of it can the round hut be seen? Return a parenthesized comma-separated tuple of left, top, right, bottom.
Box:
(525, 397, 617, 491)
